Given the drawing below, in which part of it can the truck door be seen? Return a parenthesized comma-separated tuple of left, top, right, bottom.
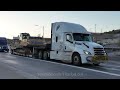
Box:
(63, 33, 74, 60)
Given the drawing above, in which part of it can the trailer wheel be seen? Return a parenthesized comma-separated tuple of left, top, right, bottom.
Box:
(11, 50, 13, 54)
(43, 51, 48, 60)
(72, 53, 82, 66)
(38, 51, 43, 59)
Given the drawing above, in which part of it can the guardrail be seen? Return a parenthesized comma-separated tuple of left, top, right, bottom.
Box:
(104, 47, 120, 49)
(104, 47, 120, 53)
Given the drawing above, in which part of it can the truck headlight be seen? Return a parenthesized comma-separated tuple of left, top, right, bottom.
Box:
(83, 50, 91, 55)
(104, 52, 107, 55)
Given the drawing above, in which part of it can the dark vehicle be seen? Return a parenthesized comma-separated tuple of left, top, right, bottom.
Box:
(0, 37, 9, 52)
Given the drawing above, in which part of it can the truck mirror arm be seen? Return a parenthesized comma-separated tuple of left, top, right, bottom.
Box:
(66, 40, 73, 43)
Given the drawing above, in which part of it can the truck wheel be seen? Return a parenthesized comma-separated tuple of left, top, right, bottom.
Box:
(38, 51, 43, 59)
(72, 53, 82, 66)
(43, 51, 48, 60)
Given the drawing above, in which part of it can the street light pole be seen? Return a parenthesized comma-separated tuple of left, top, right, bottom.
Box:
(95, 24, 96, 33)
(95, 24, 97, 42)
(35, 25, 44, 38)
(101, 28, 102, 34)
(40, 26, 44, 38)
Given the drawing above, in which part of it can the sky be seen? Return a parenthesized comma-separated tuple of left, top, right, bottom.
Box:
(0, 11, 120, 39)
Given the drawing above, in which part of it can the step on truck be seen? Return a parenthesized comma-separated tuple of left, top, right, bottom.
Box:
(11, 22, 108, 66)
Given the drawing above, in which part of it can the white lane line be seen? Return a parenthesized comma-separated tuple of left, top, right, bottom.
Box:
(14, 55, 120, 77)
(39, 61, 120, 77)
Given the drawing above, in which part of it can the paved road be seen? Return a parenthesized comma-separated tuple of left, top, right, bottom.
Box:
(0, 52, 120, 79)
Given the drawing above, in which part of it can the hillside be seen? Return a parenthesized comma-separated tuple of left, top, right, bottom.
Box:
(104, 29, 120, 34)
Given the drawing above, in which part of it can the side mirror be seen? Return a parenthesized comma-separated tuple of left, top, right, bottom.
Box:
(66, 35, 73, 43)
(66, 35, 70, 41)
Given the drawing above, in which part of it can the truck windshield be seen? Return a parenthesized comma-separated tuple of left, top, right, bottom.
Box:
(73, 33, 92, 42)
(0, 38, 7, 45)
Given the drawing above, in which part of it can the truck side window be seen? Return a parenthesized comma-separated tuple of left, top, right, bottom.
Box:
(56, 36, 58, 42)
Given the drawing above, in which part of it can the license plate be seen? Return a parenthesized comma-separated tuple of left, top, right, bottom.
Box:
(92, 55, 108, 61)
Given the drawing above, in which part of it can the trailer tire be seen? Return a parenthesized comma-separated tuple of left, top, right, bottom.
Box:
(38, 51, 43, 59)
(43, 51, 48, 60)
(72, 53, 82, 66)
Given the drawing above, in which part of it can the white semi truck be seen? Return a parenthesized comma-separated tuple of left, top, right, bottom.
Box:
(36, 22, 108, 66)
(11, 22, 108, 66)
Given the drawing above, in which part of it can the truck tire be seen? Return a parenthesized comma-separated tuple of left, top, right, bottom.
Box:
(11, 50, 13, 54)
(38, 51, 43, 59)
(43, 51, 48, 60)
(72, 53, 82, 66)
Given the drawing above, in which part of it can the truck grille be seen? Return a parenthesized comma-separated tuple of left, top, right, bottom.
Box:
(94, 48, 105, 55)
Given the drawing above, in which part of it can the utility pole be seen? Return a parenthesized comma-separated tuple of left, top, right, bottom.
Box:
(42, 26, 46, 43)
(95, 24, 96, 33)
(35, 25, 44, 38)
(43, 26, 44, 38)
(101, 29, 102, 34)
(95, 24, 97, 42)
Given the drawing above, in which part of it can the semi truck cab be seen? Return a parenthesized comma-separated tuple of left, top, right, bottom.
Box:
(50, 22, 108, 65)
(0, 37, 9, 52)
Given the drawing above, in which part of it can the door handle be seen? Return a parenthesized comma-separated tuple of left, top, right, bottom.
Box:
(65, 46, 66, 49)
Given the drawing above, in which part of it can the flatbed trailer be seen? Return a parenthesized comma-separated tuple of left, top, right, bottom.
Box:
(11, 40, 51, 59)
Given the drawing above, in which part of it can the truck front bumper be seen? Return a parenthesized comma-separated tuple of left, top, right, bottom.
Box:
(86, 55, 108, 63)
(0, 49, 9, 52)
